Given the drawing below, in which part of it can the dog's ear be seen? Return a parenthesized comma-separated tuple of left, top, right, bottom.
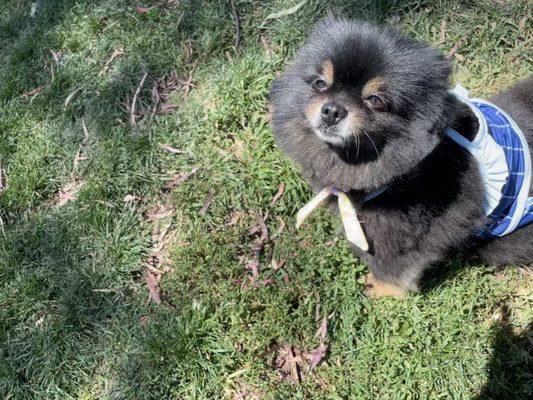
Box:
(446, 94, 479, 141)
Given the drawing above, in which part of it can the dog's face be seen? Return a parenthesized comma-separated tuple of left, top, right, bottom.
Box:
(303, 55, 411, 149)
(271, 19, 452, 176)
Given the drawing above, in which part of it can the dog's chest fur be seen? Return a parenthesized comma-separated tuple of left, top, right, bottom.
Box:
(348, 139, 486, 275)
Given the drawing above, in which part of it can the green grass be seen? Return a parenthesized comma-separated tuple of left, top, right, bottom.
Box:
(0, 0, 532, 399)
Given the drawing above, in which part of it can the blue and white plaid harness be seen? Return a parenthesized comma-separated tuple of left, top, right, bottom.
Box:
(446, 85, 533, 239)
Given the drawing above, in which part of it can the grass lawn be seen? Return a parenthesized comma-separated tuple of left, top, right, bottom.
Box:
(0, 0, 532, 398)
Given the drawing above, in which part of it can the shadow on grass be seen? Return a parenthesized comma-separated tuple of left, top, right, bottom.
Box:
(421, 264, 533, 399)
(475, 306, 532, 400)
(0, 207, 230, 398)
(0, 208, 132, 396)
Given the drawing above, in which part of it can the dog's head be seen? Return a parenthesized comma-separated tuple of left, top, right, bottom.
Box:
(271, 18, 453, 190)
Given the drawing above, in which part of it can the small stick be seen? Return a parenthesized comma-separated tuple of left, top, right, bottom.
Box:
(99, 46, 124, 76)
(0, 165, 5, 192)
(445, 36, 466, 60)
(130, 72, 148, 128)
(81, 117, 89, 145)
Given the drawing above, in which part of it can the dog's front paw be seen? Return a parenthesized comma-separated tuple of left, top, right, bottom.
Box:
(363, 272, 407, 299)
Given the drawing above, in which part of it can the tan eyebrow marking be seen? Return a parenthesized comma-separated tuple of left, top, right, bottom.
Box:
(362, 77, 387, 97)
(321, 60, 334, 85)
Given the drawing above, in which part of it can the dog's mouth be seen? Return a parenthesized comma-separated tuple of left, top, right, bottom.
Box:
(307, 114, 383, 163)
(311, 123, 347, 146)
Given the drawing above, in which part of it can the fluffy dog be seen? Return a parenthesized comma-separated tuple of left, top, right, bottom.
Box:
(270, 18, 533, 297)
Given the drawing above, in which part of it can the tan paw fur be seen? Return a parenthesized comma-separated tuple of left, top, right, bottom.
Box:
(363, 272, 408, 299)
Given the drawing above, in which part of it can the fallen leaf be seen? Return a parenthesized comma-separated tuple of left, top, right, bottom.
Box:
(306, 342, 328, 372)
(178, 73, 196, 96)
(159, 143, 184, 154)
(315, 313, 333, 343)
(246, 260, 260, 280)
(139, 315, 149, 325)
(146, 264, 164, 275)
(123, 194, 140, 202)
(199, 190, 214, 215)
(152, 72, 178, 109)
(135, 6, 153, 13)
(231, 382, 261, 400)
(92, 288, 118, 293)
(99, 46, 124, 75)
(151, 221, 172, 253)
(274, 343, 302, 383)
(21, 86, 45, 100)
(35, 315, 45, 328)
(55, 180, 84, 207)
(147, 204, 174, 221)
(151, 70, 195, 115)
(248, 225, 260, 235)
(163, 167, 198, 190)
(271, 258, 286, 271)
(254, 278, 275, 288)
(227, 211, 246, 226)
(146, 271, 161, 304)
(445, 36, 466, 60)
(271, 183, 285, 205)
(64, 87, 81, 109)
(50, 49, 64, 63)
(252, 212, 269, 242)
(272, 312, 332, 382)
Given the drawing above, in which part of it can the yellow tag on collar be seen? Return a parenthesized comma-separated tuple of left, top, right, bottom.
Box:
(296, 187, 369, 251)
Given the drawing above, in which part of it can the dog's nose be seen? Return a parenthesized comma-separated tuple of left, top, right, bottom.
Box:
(321, 102, 347, 126)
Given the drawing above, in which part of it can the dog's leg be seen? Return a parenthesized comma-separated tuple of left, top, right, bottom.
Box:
(474, 224, 533, 266)
(361, 253, 429, 298)
(363, 272, 408, 298)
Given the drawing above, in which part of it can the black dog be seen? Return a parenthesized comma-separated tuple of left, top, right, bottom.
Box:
(270, 18, 533, 297)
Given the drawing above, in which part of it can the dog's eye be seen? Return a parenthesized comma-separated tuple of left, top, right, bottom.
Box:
(312, 79, 328, 91)
(366, 95, 385, 109)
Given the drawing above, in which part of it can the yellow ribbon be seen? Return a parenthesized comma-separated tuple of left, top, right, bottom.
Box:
(296, 187, 369, 251)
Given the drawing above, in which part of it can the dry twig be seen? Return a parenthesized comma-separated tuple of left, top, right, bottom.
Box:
(130, 72, 149, 127)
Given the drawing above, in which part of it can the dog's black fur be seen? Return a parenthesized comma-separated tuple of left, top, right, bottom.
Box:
(270, 18, 533, 292)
